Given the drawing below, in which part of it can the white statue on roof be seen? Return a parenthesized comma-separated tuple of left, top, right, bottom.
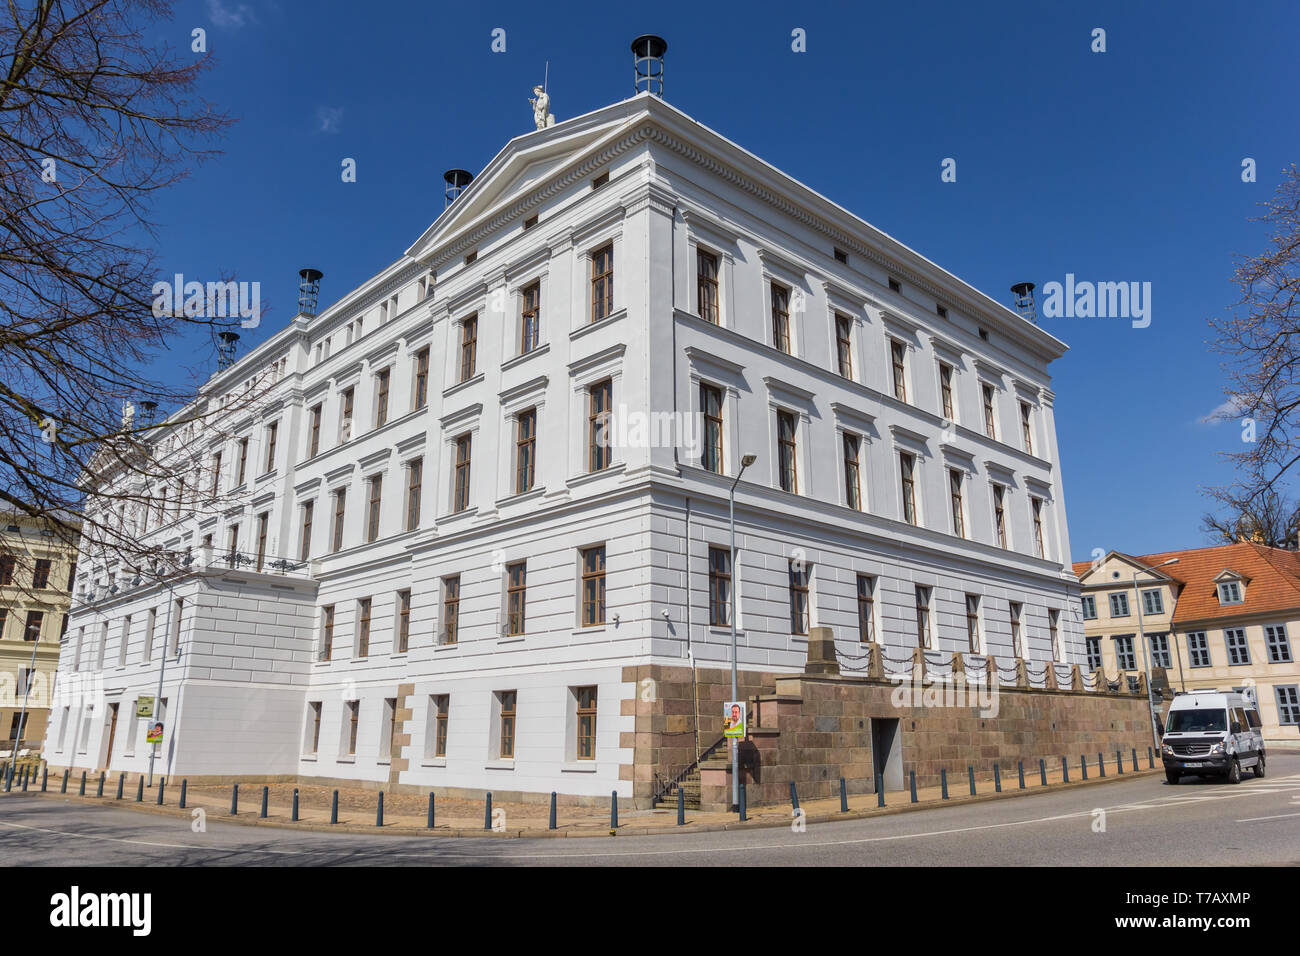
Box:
(530, 85, 554, 131)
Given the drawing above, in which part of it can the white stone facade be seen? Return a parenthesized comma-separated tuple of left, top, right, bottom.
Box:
(43, 93, 1082, 799)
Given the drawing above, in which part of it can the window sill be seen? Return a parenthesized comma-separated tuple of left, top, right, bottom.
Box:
(421, 758, 447, 768)
(565, 461, 626, 490)
(570, 307, 627, 341)
(495, 486, 547, 509)
(376, 759, 391, 767)
(497, 635, 525, 645)
(434, 642, 459, 652)
(573, 626, 606, 637)
(438, 506, 479, 524)
(337, 757, 356, 764)
(502, 342, 550, 372)
(485, 759, 515, 771)
(443, 372, 485, 399)
(301, 754, 317, 762)
(561, 762, 598, 773)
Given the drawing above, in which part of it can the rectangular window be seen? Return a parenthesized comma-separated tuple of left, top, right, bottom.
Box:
(406, 458, 423, 531)
(255, 511, 269, 571)
(982, 384, 997, 439)
(1086, 636, 1102, 671)
(211, 450, 223, 495)
(1113, 635, 1136, 671)
(1081, 594, 1097, 620)
(144, 609, 156, 663)
(770, 283, 791, 353)
(309, 404, 322, 458)
(1225, 628, 1251, 665)
(1265, 624, 1293, 663)
(331, 488, 347, 552)
(346, 701, 359, 756)
(375, 368, 390, 428)
(520, 282, 541, 354)
(366, 475, 383, 542)
(1020, 402, 1034, 454)
(899, 452, 917, 525)
(499, 691, 517, 759)
(1049, 609, 1062, 660)
(432, 695, 449, 757)
(33, 559, 51, 589)
(1275, 686, 1300, 726)
(319, 605, 334, 662)
(890, 341, 907, 402)
(588, 379, 612, 472)
(515, 409, 536, 493)
(857, 575, 875, 643)
(949, 469, 966, 537)
(237, 437, 249, 485)
(413, 348, 430, 409)
(778, 410, 798, 493)
(23, 610, 42, 642)
(453, 434, 472, 512)
(1149, 633, 1172, 668)
(1109, 592, 1129, 617)
(939, 363, 955, 420)
(1218, 581, 1243, 604)
(119, 615, 131, 667)
(966, 594, 981, 653)
(442, 575, 460, 645)
(340, 387, 355, 442)
(506, 562, 527, 637)
(591, 244, 614, 322)
(709, 546, 732, 627)
(459, 315, 478, 382)
(789, 560, 810, 636)
(357, 597, 372, 658)
(306, 701, 322, 755)
(843, 433, 862, 510)
(575, 686, 597, 760)
(581, 546, 606, 627)
(264, 422, 278, 474)
(915, 586, 931, 649)
(993, 484, 1008, 547)
(1009, 601, 1023, 657)
(697, 249, 719, 324)
(835, 314, 853, 378)
(1141, 589, 1164, 615)
(1031, 498, 1046, 558)
(1187, 631, 1210, 668)
(701, 384, 724, 475)
(396, 589, 411, 653)
(168, 600, 182, 656)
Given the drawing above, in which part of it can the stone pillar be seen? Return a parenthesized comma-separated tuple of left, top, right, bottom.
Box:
(911, 646, 926, 681)
(952, 651, 966, 678)
(867, 643, 884, 681)
(1015, 658, 1028, 689)
(1045, 660, 1058, 690)
(805, 626, 839, 675)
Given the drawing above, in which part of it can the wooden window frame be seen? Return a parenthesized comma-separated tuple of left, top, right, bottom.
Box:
(357, 597, 372, 658)
(843, 432, 861, 510)
(835, 314, 853, 378)
(515, 409, 536, 493)
(789, 560, 810, 636)
(406, 458, 423, 532)
(442, 576, 460, 644)
(857, 574, 875, 643)
(459, 315, 478, 383)
(591, 244, 614, 322)
(900, 452, 917, 525)
(777, 410, 798, 493)
(701, 384, 724, 475)
(581, 546, 606, 627)
(520, 282, 541, 354)
(575, 686, 597, 760)
(366, 474, 383, 543)
(708, 546, 731, 627)
(588, 379, 612, 472)
(697, 249, 719, 324)
(771, 283, 791, 353)
(453, 434, 472, 512)
(506, 561, 527, 637)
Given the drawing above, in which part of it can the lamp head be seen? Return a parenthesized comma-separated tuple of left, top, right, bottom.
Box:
(741, 454, 758, 468)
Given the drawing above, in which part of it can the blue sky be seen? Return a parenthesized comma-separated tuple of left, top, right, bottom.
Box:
(147, 0, 1300, 560)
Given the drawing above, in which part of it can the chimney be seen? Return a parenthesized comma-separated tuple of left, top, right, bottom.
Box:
(1010, 281, 1037, 324)
(631, 35, 667, 97)
(443, 169, 473, 209)
(216, 330, 240, 370)
(297, 268, 324, 317)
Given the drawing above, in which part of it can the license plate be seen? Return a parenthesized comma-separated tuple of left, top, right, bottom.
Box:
(1183, 761, 1206, 767)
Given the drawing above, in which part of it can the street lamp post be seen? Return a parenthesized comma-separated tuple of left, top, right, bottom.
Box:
(728, 453, 757, 813)
(1133, 558, 1178, 753)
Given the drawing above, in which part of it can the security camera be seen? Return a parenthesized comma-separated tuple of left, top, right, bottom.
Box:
(661, 609, 671, 619)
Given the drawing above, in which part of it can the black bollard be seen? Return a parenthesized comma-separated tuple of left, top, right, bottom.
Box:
(789, 781, 799, 812)
(135, 776, 143, 802)
(79, 771, 86, 796)
(116, 774, 124, 799)
(940, 768, 948, 800)
(292, 788, 299, 822)
(484, 792, 492, 830)
(1018, 762, 1026, 790)
(548, 792, 556, 830)
(41, 767, 48, 792)
(60, 769, 68, 793)
(1117, 749, 1124, 774)
(180, 779, 188, 810)
(1040, 759, 1047, 787)
(909, 769, 917, 803)
(22, 767, 30, 792)
(876, 772, 885, 807)
(96, 772, 104, 797)
(230, 783, 238, 814)
(1081, 755, 1088, 780)
(739, 782, 748, 821)
(376, 792, 384, 828)
(1062, 756, 1069, 783)
(1148, 746, 1154, 769)
(676, 787, 684, 826)
(1132, 748, 1139, 772)
(994, 764, 1002, 793)
(610, 790, 618, 830)
(840, 777, 849, 813)
(1098, 752, 1106, 778)
(156, 779, 164, 805)
(260, 786, 268, 818)
(330, 790, 338, 825)
(427, 792, 434, 829)
(969, 765, 976, 796)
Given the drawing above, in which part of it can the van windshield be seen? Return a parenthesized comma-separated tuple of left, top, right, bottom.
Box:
(1166, 708, 1227, 733)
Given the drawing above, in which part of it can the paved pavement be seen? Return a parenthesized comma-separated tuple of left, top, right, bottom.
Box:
(3, 753, 1299, 866)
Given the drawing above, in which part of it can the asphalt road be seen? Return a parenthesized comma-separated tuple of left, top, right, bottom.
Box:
(3, 754, 1300, 866)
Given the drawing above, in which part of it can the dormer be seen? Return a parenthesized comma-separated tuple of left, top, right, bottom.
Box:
(1213, 569, 1248, 606)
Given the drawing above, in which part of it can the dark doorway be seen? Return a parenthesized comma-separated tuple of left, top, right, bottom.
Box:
(871, 717, 903, 792)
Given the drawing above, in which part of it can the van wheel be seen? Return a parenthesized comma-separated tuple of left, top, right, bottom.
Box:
(1254, 753, 1266, 779)
(1226, 759, 1241, 785)
(1164, 770, 1180, 785)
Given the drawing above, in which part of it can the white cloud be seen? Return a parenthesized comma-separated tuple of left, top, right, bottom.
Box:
(316, 107, 343, 134)
(1198, 394, 1249, 425)
(207, 0, 255, 29)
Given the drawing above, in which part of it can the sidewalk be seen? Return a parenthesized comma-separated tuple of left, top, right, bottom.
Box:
(1, 758, 1164, 839)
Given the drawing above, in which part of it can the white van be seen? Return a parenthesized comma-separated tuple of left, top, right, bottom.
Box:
(1161, 691, 1265, 785)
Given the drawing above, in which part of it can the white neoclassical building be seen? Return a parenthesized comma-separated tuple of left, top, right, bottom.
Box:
(44, 89, 1083, 803)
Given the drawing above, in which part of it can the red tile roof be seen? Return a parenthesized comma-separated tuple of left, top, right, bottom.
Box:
(1074, 542, 1300, 626)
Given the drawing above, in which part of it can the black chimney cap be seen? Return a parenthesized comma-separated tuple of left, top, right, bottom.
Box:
(443, 169, 473, 189)
(631, 34, 667, 57)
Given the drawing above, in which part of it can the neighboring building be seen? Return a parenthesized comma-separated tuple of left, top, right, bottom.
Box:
(45, 79, 1087, 801)
(1075, 544, 1300, 741)
(1, 514, 77, 752)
